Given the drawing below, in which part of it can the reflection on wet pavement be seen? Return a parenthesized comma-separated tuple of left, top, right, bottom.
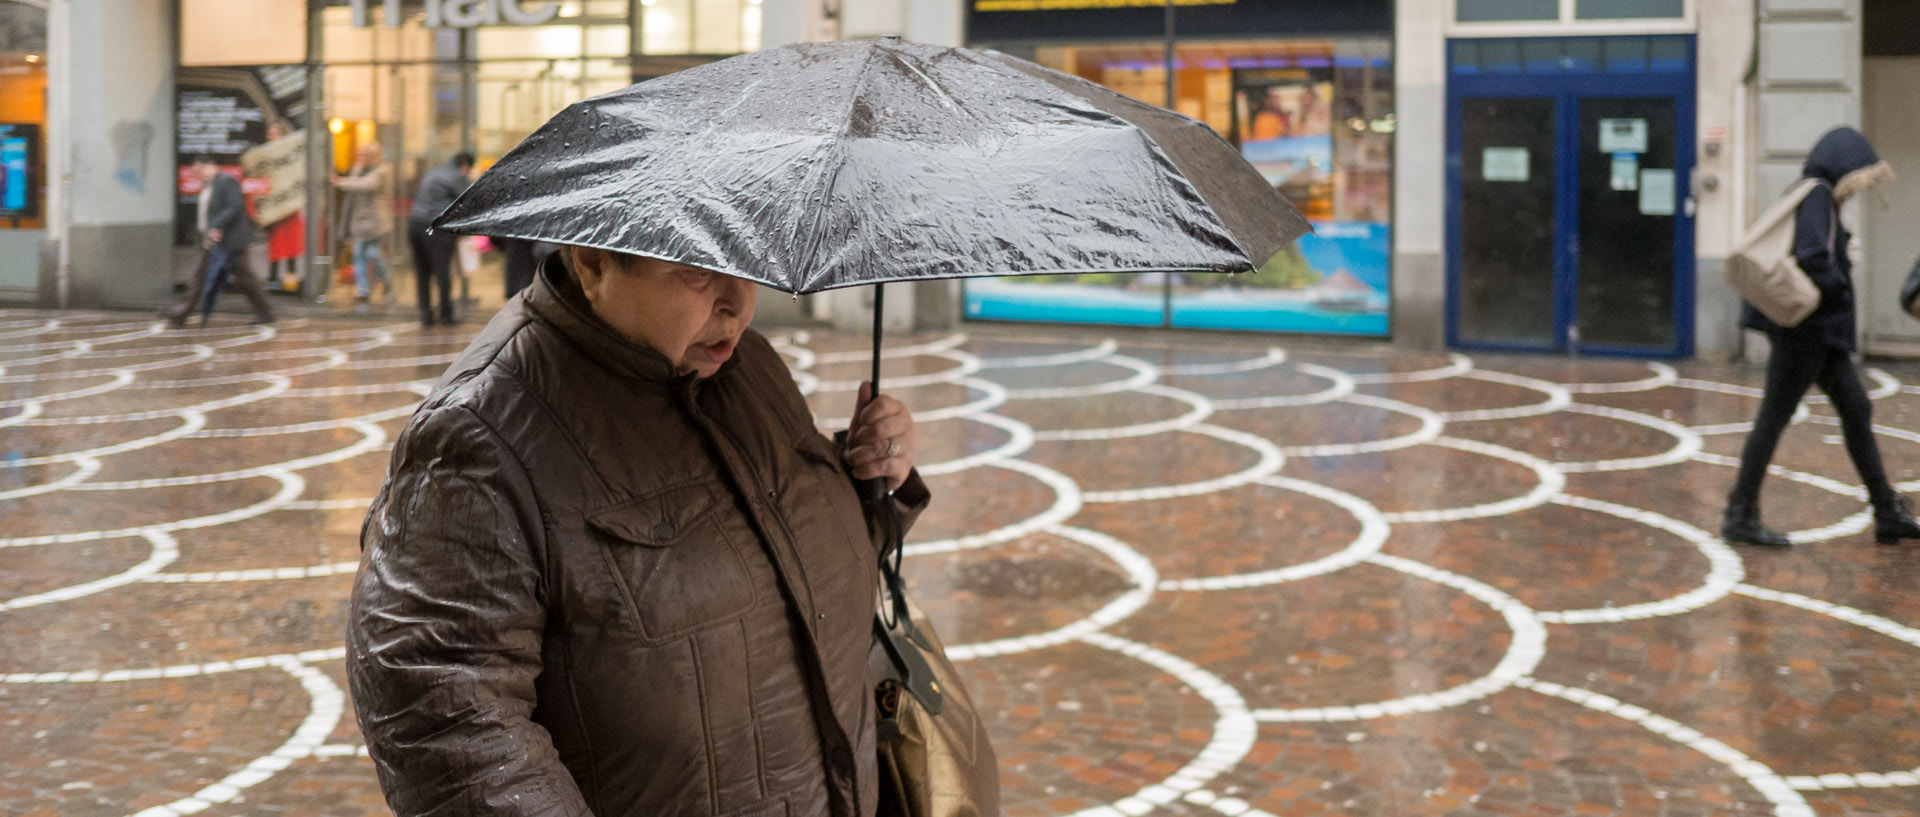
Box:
(2, 311, 1918, 817)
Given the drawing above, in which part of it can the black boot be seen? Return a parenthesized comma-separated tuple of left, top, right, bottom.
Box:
(1874, 497, 1920, 545)
(1723, 499, 1790, 547)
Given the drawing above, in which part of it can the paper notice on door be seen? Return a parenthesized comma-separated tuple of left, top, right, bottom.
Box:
(1483, 147, 1529, 182)
(1599, 118, 1648, 153)
(1610, 153, 1639, 191)
(1639, 169, 1676, 215)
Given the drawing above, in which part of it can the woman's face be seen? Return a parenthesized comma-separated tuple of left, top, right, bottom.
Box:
(574, 250, 758, 378)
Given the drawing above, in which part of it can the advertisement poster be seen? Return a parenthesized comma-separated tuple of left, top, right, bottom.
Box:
(0, 123, 39, 219)
(174, 65, 307, 247)
(1168, 222, 1390, 334)
(1233, 67, 1332, 221)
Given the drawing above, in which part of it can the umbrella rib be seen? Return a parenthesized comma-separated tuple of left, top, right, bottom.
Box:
(789, 44, 892, 294)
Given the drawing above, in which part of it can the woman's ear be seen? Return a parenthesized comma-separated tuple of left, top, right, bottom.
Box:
(571, 247, 615, 306)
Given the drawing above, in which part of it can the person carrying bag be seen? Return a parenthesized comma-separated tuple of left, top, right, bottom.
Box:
(1723, 126, 1920, 547)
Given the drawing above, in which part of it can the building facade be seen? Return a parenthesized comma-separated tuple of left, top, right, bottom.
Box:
(20, 0, 1920, 361)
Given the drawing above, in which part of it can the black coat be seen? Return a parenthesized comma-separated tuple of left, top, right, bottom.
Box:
(1742, 127, 1888, 352)
(202, 171, 256, 251)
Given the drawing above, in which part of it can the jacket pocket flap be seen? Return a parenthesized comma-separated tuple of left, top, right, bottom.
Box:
(588, 481, 718, 547)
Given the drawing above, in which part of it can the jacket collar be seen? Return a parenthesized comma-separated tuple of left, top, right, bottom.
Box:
(523, 253, 743, 387)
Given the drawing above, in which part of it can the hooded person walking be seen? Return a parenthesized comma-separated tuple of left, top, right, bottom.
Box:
(1724, 126, 1920, 546)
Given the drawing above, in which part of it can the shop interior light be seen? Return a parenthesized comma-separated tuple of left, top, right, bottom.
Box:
(747, 0, 762, 5)
(1347, 117, 1367, 132)
(1368, 116, 1396, 133)
(23, 54, 38, 63)
(329, 118, 347, 135)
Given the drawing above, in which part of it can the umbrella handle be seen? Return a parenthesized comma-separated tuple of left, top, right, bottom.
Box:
(859, 283, 889, 505)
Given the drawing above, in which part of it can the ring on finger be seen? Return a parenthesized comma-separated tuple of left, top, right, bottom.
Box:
(886, 439, 901, 458)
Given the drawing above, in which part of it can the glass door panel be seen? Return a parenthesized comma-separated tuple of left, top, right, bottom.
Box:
(1574, 96, 1677, 349)
(1457, 96, 1557, 347)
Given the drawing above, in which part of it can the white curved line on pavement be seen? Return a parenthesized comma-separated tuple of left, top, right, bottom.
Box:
(1163, 475, 1389, 592)
(1032, 382, 1214, 441)
(1162, 347, 1287, 376)
(1079, 424, 1284, 504)
(916, 411, 1036, 477)
(1379, 437, 1564, 524)
(0, 531, 180, 612)
(70, 422, 386, 490)
(1539, 494, 1743, 623)
(1250, 553, 1547, 723)
(1565, 362, 1679, 394)
(146, 560, 361, 584)
(946, 525, 1157, 661)
(903, 457, 1083, 556)
(1274, 391, 1444, 457)
(0, 368, 132, 408)
(1003, 354, 1158, 400)
(1552, 403, 1704, 473)
(1211, 362, 1356, 410)
(812, 333, 969, 364)
(4, 413, 207, 467)
(0, 456, 101, 501)
(1513, 677, 1813, 817)
(1067, 631, 1256, 817)
(0, 469, 305, 548)
(812, 349, 981, 392)
(126, 656, 348, 817)
(1346, 353, 1473, 385)
(976, 338, 1117, 369)
(1439, 369, 1573, 422)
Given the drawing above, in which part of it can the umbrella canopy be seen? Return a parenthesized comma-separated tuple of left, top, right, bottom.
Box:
(433, 37, 1311, 293)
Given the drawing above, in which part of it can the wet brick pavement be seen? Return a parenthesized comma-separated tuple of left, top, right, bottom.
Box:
(3, 310, 1920, 817)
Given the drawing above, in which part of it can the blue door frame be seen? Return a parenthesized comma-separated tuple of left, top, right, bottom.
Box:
(1445, 37, 1697, 358)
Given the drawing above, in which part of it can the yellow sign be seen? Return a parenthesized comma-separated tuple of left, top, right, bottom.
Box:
(975, 0, 1233, 11)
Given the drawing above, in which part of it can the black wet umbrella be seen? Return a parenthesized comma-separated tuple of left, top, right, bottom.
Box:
(433, 36, 1310, 402)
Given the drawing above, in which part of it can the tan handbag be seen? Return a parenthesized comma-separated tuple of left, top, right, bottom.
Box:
(1725, 178, 1829, 328)
(869, 513, 1001, 817)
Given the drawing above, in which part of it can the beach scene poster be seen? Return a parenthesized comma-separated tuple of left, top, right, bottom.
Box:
(962, 221, 1391, 336)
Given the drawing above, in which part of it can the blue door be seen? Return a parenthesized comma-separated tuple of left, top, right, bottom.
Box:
(1446, 36, 1696, 357)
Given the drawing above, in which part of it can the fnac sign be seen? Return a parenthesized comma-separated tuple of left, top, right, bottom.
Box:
(349, 0, 562, 28)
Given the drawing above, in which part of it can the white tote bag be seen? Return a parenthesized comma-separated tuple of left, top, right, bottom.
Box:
(1724, 178, 1829, 328)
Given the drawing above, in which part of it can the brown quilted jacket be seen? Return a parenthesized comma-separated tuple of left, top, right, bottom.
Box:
(348, 259, 929, 817)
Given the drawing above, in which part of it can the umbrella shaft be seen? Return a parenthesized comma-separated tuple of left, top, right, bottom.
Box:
(871, 282, 884, 396)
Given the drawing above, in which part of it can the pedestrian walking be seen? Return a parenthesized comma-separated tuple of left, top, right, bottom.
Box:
(1724, 126, 1919, 546)
(167, 155, 275, 327)
(406, 152, 472, 325)
(347, 248, 932, 817)
(333, 142, 391, 303)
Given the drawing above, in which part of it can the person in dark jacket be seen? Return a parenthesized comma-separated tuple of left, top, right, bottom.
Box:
(348, 248, 931, 817)
(166, 155, 276, 327)
(1726, 126, 1918, 546)
(406, 153, 474, 326)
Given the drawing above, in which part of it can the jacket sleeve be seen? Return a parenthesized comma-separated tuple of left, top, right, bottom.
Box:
(334, 166, 385, 192)
(831, 429, 932, 546)
(424, 169, 469, 218)
(1794, 183, 1845, 296)
(208, 175, 249, 235)
(348, 403, 592, 817)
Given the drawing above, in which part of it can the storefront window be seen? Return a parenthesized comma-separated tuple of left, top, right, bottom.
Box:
(1576, 0, 1685, 19)
(640, 0, 761, 55)
(181, 0, 308, 67)
(0, 0, 45, 290)
(964, 38, 1395, 336)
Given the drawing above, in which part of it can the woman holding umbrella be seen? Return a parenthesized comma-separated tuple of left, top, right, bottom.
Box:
(350, 36, 1307, 817)
(349, 242, 931, 817)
